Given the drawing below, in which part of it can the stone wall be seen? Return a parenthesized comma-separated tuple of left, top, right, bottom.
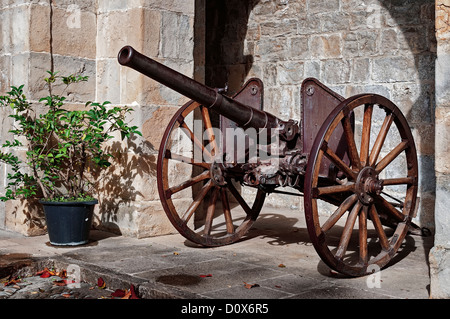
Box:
(204, 0, 436, 230)
(430, 0, 450, 299)
(0, 0, 195, 237)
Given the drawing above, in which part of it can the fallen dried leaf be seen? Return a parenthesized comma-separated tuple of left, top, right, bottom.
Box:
(173, 252, 179, 255)
(53, 280, 66, 287)
(62, 293, 72, 298)
(130, 284, 139, 299)
(121, 290, 132, 299)
(243, 282, 260, 289)
(278, 263, 286, 268)
(111, 289, 127, 298)
(58, 270, 67, 278)
(97, 277, 106, 289)
(37, 267, 56, 278)
(4, 276, 21, 287)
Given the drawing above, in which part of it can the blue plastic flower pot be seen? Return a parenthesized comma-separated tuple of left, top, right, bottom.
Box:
(40, 199, 98, 246)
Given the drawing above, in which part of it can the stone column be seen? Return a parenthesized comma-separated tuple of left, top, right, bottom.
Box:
(429, 0, 450, 299)
(95, 0, 196, 238)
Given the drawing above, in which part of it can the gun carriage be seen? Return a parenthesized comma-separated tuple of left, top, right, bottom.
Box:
(118, 46, 420, 277)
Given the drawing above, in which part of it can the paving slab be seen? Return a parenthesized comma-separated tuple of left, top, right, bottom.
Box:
(0, 206, 433, 300)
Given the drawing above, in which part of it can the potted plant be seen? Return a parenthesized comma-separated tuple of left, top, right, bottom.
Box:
(0, 71, 141, 245)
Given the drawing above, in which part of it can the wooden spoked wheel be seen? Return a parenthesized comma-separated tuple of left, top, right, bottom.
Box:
(157, 100, 266, 247)
(304, 94, 418, 277)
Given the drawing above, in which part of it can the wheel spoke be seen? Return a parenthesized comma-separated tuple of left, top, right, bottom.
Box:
(201, 106, 218, 157)
(360, 104, 373, 167)
(165, 170, 210, 199)
(314, 183, 355, 197)
(368, 204, 390, 251)
(381, 177, 415, 186)
(165, 150, 210, 169)
(342, 115, 361, 170)
(227, 181, 253, 216)
(180, 121, 212, 161)
(204, 187, 219, 235)
(321, 142, 357, 180)
(369, 113, 394, 167)
(375, 194, 405, 222)
(181, 180, 213, 225)
(220, 188, 234, 234)
(335, 201, 362, 260)
(375, 140, 409, 173)
(359, 205, 368, 265)
(322, 194, 358, 232)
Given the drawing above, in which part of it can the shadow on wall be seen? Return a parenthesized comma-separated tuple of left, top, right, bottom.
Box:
(204, 0, 261, 92)
(379, 0, 436, 231)
(92, 137, 157, 234)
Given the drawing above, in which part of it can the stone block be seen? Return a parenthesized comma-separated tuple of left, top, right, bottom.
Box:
(371, 56, 417, 83)
(277, 61, 304, 85)
(25, 52, 95, 102)
(0, 54, 11, 93)
(434, 174, 450, 244)
(297, 14, 321, 35)
(321, 12, 351, 33)
(160, 11, 194, 60)
(142, 106, 180, 150)
(412, 123, 435, 156)
(436, 52, 450, 106)
(48, 6, 97, 59)
(288, 36, 309, 60)
(29, 4, 51, 53)
(307, 0, 339, 14)
(417, 155, 436, 194)
(380, 29, 399, 55)
(96, 10, 128, 59)
(435, 107, 450, 174)
(4, 199, 46, 237)
(96, 58, 120, 104)
(430, 246, 450, 298)
(304, 60, 320, 78)
(391, 82, 435, 124)
(310, 34, 341, 59)
(96, 7, 162, 60)
(96, 199, 186, 238)
(8, 5, 31, 55)
(437, 0, 450, 40)
(321, 59, 351, 85)
(260, 19, 298, 37)
(256, 37, 288, 62)
(142, 0, 195, 15)
(134, 200, 183, 238)
(350, 58, 370, 83)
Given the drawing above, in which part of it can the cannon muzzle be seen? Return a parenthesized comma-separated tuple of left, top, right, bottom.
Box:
(118, 46, 296, 138)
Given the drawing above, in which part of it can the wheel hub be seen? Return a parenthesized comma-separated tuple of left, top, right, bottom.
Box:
(210, 161, 227, 186)
(355, 166, 384, 205)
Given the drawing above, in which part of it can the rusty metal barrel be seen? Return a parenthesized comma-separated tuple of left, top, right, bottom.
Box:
(118, 45, 281, 132)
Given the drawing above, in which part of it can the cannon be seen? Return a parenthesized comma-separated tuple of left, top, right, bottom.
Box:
(118, 45, 420, 277)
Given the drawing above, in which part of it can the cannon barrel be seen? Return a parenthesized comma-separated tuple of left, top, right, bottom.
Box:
(118, 45, 282, 133)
